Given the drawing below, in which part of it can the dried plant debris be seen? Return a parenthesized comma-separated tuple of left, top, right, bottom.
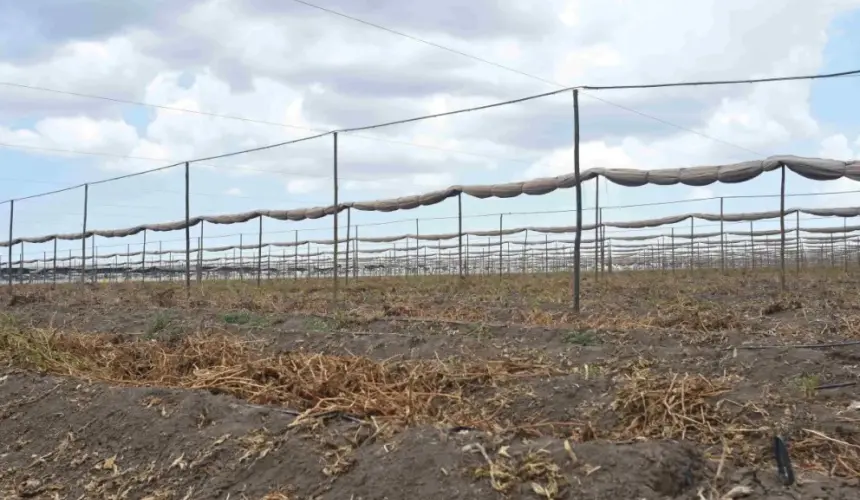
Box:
(1, 268, 859, 498)
(598, 366, 860, 479)
(4, 268, 859, 341)
(0, 325, 561, 431)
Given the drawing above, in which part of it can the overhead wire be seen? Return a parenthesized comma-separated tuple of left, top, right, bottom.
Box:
(0, 135, 338, 203)
(0, 27, 856, 204)
(288, 0, 860, 91)
(577, 90, 763, 156)
(2, 63, 852, 204)
(0, 128, 583, 188)
(0, 88, 585, 172)
(287, 0, 858, 157)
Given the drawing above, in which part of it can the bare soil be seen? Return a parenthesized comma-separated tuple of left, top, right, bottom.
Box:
(2, 371, 856, 500)
(0, 270, 859, 499)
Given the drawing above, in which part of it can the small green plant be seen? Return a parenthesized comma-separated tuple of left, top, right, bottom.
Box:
(464, 323, 493, 340)
(795, 373, 820, 397)
(221, 311, 252, 325)
(144, 312, 186, 342)
(147, 313, 174, 335)
(562, 330, 600, 346)
(302, 316, 335, 332)
(221, 311, 269, 327)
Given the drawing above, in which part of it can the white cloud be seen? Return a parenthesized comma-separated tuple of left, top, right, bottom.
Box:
(806, 134, 860, 207)
(687, 186, 715, 201)
(526, 141, 636, 178)
(555, 44, 624, 83)
(819, 134, 856, 159)
(412, 172, 455, 189)
(2, 0, 860, 212)
(0, 36, 161, 119)
(341, 172, 455, 195)
(286, 177, 327, 195)
(225, 187, 243, 196)
(37, 117, 139, 153)
(0, 116, 136, 151)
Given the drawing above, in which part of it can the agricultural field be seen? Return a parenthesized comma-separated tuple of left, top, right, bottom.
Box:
(0, 268, 859, 499)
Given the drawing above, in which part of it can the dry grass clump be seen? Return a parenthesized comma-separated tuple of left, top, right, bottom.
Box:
(470, 443, 566, 499)
(650, 297, 746, 332)
(791, 428, 860, 477)
(610, 368, 737, 443)
(605, 366, 860, 477)
(4, 268, 860, 338)
(259, 492, 293, 500)
(0, 325, 559, 430)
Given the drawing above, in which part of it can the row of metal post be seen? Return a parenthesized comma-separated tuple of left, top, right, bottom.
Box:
(0, 92, 795, 311)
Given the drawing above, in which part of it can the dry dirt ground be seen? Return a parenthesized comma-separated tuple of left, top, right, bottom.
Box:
(0, 269, 859, 499)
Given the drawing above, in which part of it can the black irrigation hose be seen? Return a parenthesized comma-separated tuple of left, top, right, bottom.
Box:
(773, 436, 795, 486)
(814, 381, 858, 391)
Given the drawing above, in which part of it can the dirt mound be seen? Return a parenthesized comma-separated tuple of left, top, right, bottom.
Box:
(0, 370, 328, 499)
(1, 371, 856, 499)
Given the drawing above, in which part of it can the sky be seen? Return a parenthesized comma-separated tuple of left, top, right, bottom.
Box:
(0, 0, 859, 265)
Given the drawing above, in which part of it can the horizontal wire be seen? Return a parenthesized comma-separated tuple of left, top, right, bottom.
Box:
(286, 0, 856, 159)
(1, 67, 856, 203)
(581, 69, 860, 91)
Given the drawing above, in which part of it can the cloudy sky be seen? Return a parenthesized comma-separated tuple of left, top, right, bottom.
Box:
(1, 0, 859, 261)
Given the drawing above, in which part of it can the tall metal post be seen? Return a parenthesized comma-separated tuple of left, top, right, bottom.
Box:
(750, 221, 755, 269)
(689, 217, 694, 271)
(91, 235, 96, 283)
(720, 197, 725, 272)
(522, 229, 528, 274)
(608, 240, 613, 272)
(141, 229, 147, 282)
(796, 210, 801, 273)
(498, 214, 503, 278)
(158, 240, 162, 282)
(544, 234, 548, 274)
(457, 192, 463, 279)
(184, 162, 191, 294)
(844, 217, 849, 271)
(572, 89, 582, 313)
(353, 225, 359, 279)
(257, 215, 263, 286)
(671, 228, 675, 272)
(600, 208, 605, 273)
(197, 222, 204, 282)
(239, 234, 244, 280)
(81, 184, 88, 284)
(52, 237, 57, 285)
(594, 177, 599, 280)
(332, 132, 339, 306)
(345, 208, 351, 284)
(415, 218, 420, 275)
(779, 166, 786, 290)
(7, 200, 13, 287)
